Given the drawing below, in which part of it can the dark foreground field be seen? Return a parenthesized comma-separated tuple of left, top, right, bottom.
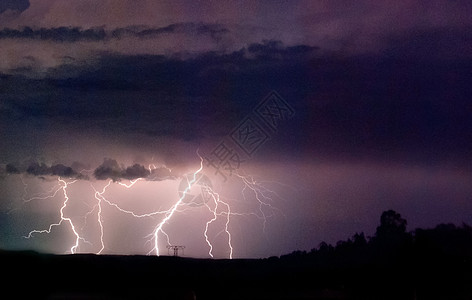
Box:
(2, 211, 472, 299)
(1, 247, 471, 300)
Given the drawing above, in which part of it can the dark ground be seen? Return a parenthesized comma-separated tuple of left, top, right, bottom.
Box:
(2, 211, 471, 299)
(1, 247, 470, 300)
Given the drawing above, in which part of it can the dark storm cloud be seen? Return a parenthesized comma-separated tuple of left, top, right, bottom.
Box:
(25, 162, 49, 175)
(94, 159, 124, 181)
(5, 163, 20, 174)
(0, 0, 29, 14)
(0, 26, 106, 42)
(46, 39, 317, 96)
(2, 30, 472, 167)
(0, 22, 228, 42)
(122, 164, 150, 180)
(94, 159, 150, 181)
(25, 162, 87, 179)
(127, 22, 228, 41)
(0, 40, 319, 142)
(6, 159, 156, 181)
(2, 161, 88, 179)
(246, 40, 318, 59)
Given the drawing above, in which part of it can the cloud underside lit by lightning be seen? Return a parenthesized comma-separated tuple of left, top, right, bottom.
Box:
(20, 150, 282, 258)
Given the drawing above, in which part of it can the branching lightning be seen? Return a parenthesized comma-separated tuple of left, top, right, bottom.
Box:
(202, 187, 233, 258)
(17, 150, 285, 258)
(24, 178, 87, 254)
(235, 172, 285, 233)
(146, 150, 204, 256)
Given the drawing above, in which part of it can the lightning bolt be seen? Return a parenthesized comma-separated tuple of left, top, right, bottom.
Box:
(21, 179, 62, 203)
(87, 160, 194, 256)
(235, 172, 284, 233)
(202, 186, 233, 258)
(91, 177, 173, 254)
(91, 181, 107, 254)
(198, 173, 284, 259)
(93, 179, 167, 218)
(7, 176, 61, 215)
(16, 151, 286, 258)
(147, 150, 204, 256)
(24, 177, 86, 254)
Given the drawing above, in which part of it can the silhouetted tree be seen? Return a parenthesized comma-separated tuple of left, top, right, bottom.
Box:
(375, 209, 407, 237)
(352, 232, 367, 247)
(371, 210, 412, 262)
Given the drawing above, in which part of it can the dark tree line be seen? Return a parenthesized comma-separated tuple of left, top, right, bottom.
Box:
(281, 209, 472, 261)
(278, 210, 472, 299)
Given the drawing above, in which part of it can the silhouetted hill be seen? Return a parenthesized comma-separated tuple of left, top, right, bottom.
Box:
(2, 210, 471, 299)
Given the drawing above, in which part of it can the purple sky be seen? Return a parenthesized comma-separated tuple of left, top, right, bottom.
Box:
(1, 0, 471, 258)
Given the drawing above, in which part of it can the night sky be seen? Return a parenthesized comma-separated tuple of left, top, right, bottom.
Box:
(1, 0, 471, 258)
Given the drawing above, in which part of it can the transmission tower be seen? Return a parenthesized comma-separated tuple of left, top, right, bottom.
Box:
(166, 245, 185, 256)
